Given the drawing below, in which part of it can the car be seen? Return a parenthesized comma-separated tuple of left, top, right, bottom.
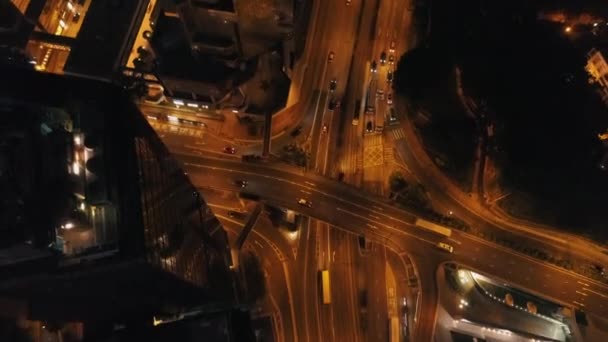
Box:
(328, 98, 340, 110)
(388, 54, 395, 65)
(298, 198, 312, 208)
(387, 93, 393, 105)
(377, 89, 385, 100)
(329, 79, 337, 92)
(223, 146, 236, 154)
(371, 60, 377, 73)
(291, 125, 303, 137)
(322, 124, 328, 134)
(388, 108, 398, 124)
(380, 51, 387, 65)
(328, 51, 335, 63)
(387, 71, 394, 83)
(389, 41, 396, 53)
(437, 242, 454, 253)
(235, 180, 248, 188)
(366, 121, 373, 133)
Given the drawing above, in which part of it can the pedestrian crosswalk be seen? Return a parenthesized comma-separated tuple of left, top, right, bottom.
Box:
(389, 128, 406, 141)
(384, 147, 395, 164)
(364, 134, 383, 148)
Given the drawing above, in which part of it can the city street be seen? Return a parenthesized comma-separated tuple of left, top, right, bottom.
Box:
(177, 151, 608, 340)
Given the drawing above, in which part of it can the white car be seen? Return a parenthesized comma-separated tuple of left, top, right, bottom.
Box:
(298, 198, 312, 208)
(437, 242, 454, 253)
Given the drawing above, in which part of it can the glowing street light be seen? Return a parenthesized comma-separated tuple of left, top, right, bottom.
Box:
(565, 26, 572, 33)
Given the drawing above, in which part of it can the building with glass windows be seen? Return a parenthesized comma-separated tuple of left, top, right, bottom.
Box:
(0, 65, 244, 341)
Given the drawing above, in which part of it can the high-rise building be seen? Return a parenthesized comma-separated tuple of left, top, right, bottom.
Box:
(0, 65, 244, 341)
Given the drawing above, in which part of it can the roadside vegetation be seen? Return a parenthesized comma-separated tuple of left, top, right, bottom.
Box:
(394, 47, 476, 191)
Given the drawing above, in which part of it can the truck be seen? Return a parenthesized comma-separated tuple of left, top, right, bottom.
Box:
(414, 218, 452, 237)
(320, 270, 331, 304)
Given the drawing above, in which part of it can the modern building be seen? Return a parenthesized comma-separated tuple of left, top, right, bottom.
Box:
(585, 48, 608, 105)
(0, 65, 245, 341)
(4, 0, 150, 80)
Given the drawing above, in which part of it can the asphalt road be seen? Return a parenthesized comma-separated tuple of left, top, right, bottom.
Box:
(176, 151, 608, 340)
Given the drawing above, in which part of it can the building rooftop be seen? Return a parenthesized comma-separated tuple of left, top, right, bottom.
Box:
(0, 65, 240, 339)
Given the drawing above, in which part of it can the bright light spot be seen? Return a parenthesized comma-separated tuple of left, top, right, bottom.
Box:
(173, 99, 184, 106)
(458, 304, 463, 309)
(80, 202, 86, 211)
(72, 161, 80, 175)
(202, 105, 209, 109)
(594, 22, 598, 27)
(565, 26, 572, 33)
(74, 135, 81, 146)
(187, 103, 199, 108)
(67, 2, 74, 11)
(448, 210, 453, 215)
(232, 109, 239, 113)
(147, 115, 158, 120)
(167, 115, 179, 123)
(64, 222, 74, 229)
(59, 20, 67, 29)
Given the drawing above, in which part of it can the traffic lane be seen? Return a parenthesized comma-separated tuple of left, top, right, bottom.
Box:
(329, 228, 358, 342)
(393, 136, 608, 278)
(227, 154, 608, 319)
(409, 254, 442, 342)
(222, 219, 295, 342)
(453, 232, 608, 316)
(292, 218, 320, 342)
(179, 156, 608, 314)
(175, 152, 419, 224)
(364, 245, 388, 342)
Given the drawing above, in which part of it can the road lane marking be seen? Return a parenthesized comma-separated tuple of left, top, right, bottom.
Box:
(578, 281, 589, 287)
(182, 160, 418, 225)
(373, 205, 384, 211)
(337, 207, 436, 245)
(448, 238, 462, 245)
(576, 291, 589, 297)
(305, 181, 316, 186)
(369, 214, 380, 219)
(300, 189, 312, 195)
(573, 301, 585, 307)
(254, 240, 264, 248)
(367, 224, 379, 229)
(582, 288, 608, 298)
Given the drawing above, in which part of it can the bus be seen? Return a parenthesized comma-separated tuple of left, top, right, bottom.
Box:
(320, 270, 331, 304)
(389, 316, 399, 342)
(414, 218, 452, 237)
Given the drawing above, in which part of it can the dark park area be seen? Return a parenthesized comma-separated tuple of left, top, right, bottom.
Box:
(397, 0, 608, 239)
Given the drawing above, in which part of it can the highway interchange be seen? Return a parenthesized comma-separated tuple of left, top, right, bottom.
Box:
(140, 0, 608, 340)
